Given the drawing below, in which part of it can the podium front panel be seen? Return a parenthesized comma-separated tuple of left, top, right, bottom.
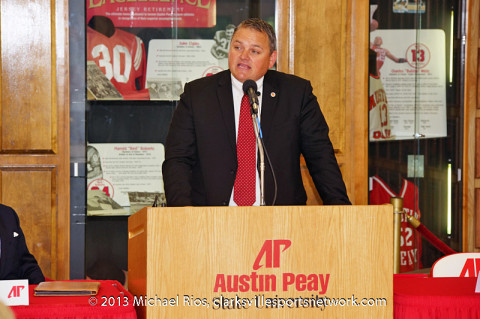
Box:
(128, 205, 393, 318)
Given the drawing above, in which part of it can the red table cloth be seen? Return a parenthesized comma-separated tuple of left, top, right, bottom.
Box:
(394, 274, 480, 319)
(11, 280, 136, 319)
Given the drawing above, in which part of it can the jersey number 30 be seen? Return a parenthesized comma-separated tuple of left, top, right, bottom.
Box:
(91, 44, 132, 84)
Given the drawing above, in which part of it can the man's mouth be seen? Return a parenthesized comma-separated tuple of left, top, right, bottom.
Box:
(237, 63, 251, 70)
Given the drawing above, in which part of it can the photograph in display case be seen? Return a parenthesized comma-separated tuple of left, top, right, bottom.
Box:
(86, 61, 123, 100)
(85, 1, 229, 101)
(87, 143, 165, 214)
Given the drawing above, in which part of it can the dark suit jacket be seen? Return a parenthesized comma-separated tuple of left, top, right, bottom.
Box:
(0, 204, 45, 284)
(163, 70, 351, 206)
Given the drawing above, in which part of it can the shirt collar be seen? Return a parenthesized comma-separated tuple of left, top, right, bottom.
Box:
(231, 75, 264, 95)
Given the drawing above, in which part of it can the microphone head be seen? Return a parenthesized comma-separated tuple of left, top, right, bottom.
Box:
(242, 79, 257, 95)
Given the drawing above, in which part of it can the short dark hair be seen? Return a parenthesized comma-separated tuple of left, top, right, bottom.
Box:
(226, 24, 235, 31)
(234, 18, 277, 53)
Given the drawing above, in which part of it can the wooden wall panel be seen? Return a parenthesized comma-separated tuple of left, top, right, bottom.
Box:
(0, 0, 70, 278)
(477, 4, 480, 250)
(476, 189, 480, 248)
(1, 168, 56, 277)
(0, 0, 55, 152)
(464, 0, 480, 251)
(276, 0, 369, 205)
(291, 1, 345, 151)
(477, 118, 480, 178)
(478, 47, 480, 110)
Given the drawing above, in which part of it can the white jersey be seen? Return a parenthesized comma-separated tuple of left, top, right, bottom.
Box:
(369, 74, 391, 141)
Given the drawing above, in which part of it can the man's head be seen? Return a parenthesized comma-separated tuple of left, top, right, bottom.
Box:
(373, 36, 383, 46)
(228, 18, 277, 82)
(225, 24, 235, 39)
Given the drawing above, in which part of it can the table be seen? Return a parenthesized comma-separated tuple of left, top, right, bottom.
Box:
(394, 274, 480, 318)
(11, 280, 136, 319)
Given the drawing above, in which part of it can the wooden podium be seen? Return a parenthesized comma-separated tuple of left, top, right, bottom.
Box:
(128, 205, 393, 318)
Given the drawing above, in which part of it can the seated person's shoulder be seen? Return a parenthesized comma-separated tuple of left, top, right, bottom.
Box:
(0, 204, 17, 222)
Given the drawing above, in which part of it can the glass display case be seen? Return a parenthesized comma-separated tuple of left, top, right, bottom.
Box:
(69, 0, 275, 279)
(368, 0, 464, 271)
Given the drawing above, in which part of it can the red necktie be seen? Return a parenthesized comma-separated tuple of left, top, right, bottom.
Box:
(234, 94, 256, 206)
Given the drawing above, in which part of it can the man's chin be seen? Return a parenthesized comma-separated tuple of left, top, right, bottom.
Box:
(231, 72, 250, 83)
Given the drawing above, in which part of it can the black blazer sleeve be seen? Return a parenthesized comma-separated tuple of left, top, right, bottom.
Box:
(162, 80, 198, 206)
(297, 79, 351, 205)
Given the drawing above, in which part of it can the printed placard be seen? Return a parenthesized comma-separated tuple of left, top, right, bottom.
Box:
(0, 280, 29, 306)
(87, 143, 164, 210)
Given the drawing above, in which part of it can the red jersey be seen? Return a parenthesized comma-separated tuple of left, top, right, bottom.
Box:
(369, 175, 422, 273)
(87, 27, 149, 100)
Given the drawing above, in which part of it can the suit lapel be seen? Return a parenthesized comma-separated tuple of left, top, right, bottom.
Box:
(260, 71, 280, 142)
(216, 71, 237, 154)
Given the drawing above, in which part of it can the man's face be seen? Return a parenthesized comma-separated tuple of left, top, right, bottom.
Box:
(228, 27, 277, 82)
(374, 36, 383, 46)
(226, 28, 234, 39)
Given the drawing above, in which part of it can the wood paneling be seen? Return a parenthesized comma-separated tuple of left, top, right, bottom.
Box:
(476, 189, 480, 248)
(343, 0, 369, 205)
(477, 119, 480, 178)
(276, 0, 369, 204)
(464, 0, 480, 251)
(0, 0, 55, 152)
(1, 169, 56, 276)
(292, 1, 346, 152)
(0, 0, 70, 278)
(478, 47, 480, 109)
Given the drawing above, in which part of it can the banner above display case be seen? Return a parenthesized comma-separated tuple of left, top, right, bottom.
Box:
(87, 0, 217, 28)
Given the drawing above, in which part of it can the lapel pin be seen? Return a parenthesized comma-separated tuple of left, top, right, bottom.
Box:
(270, 92, 276, 98)
(13, 232, 18, 237)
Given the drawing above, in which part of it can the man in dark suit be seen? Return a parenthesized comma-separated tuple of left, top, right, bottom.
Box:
(163, 18, 351, 206)
(0, 204, 45, 284)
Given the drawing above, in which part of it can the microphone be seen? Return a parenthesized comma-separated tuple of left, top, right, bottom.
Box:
(242, 79, 260, 114)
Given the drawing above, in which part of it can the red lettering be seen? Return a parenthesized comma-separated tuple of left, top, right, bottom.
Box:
(282, 273, 330, 294)
(296, 274, 307, 291)
(307, 274, 319, 292)
(238, 275, 249, 292)
(253, 240, 272, 270)
(282, 273, 295, 291)
(369, 95, 376, 110)
(8, 285, 24, 298)
(253, 239, 291, 270)
(460, 258, 475, 277)
(213, 274, 225, 292)
(273, 240, 291, 268)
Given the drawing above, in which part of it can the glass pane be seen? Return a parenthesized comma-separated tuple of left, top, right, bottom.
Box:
(368, 0, 462, 272)
(80, 0, 275, 281)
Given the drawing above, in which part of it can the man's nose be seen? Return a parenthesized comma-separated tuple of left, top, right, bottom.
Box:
(240, 50, 249, 60)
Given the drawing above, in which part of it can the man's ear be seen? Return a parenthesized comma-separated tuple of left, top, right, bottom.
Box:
(269, 50, 278, 69)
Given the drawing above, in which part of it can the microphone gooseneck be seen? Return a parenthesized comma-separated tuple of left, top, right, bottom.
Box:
(240, 79, 278, 206)
(242, 79, 259, 114)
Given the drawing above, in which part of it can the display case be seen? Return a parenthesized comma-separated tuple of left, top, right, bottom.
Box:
(368, 0, 464, 271)
(69, 0, 275, 279)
